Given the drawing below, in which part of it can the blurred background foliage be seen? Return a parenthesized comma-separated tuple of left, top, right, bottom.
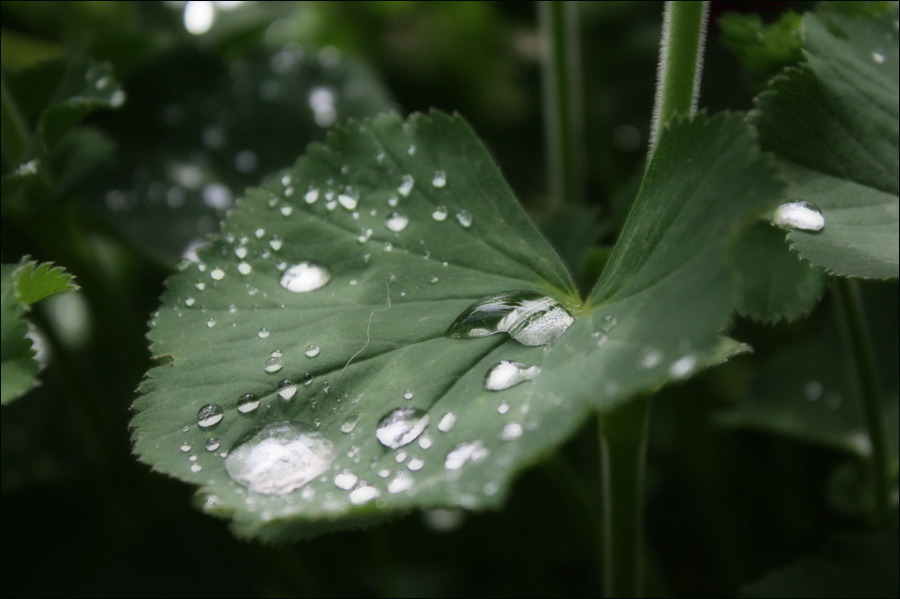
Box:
(1, 1, 896, 597)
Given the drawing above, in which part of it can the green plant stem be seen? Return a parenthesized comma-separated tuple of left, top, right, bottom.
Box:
(648, 1, 709, 158)
(599, 394, 651, 598)
(539, 1, 585, 207)
(0, 74, 31, 165)
(833, 278, 890, 522)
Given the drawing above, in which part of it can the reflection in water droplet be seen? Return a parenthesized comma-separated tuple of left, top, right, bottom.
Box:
(432, 170, 447, 188)
(385, 212, 409, 232)
(444, 441, 488, 470)
(432, 206, 448, 221)
(280, 262, 331, 292)
(376, 408, 430, 449)
(238, 393, 261, 413)
(447, 291, 574, 346)
(224, 421, 335, 495)
(438, 412, 457, 433)
(277, 379, 298, 400)
(349, 485, 380, 505)
(197, 404, 224, 428)
(334, 471, 358, 490)
(388, 471, 414, 494)
(484, 360, 541, 391)
(305, 344, 320, 358)
(773, 201, 825, 232)
(456, 210, 473, 228)
(398, 175, 414, 197)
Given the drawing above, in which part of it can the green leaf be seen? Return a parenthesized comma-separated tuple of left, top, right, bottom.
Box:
(0, 258, 78, 404)
(719, 10, 804, 90)
(749, 8, 899, 280)
(1, 264, 38, 405)
(132, 111, 780, 539)
(731, 221, 828, 323)
(12, 258, 79, 306)
(741, 529, 899, 599)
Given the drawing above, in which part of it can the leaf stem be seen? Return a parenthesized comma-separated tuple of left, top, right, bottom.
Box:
(648, 1, 709, 158)
(599, 394, 651, 598)
(539, 1, 585, 207)
(833, 278, 890, 522)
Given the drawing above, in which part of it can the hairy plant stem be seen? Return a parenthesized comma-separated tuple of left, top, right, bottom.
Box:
(539, 1, 585, 208)
(833, 279, 891, 522)
(599, 394, 651, 598)
(648, 1, 709, 159)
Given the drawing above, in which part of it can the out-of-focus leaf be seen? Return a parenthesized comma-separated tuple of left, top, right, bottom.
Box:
(720, 11, 804, 89)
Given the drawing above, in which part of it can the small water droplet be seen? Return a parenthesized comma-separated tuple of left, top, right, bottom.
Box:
(418, 435, 433, 450)
(304, 188, 319, 204)
(408, 457, 425, 471)
(224, 421, 335, 495)
(338, 188, 359, 210)
(398, 174, 414, 197)
(303, 344, 320, 358)
(447, 291, 574, 346)
(264, 356, 283, 373)
(269, 237, 283, 251)
(238, 392, 261, 413)
(431, 170, 447, 188)
(669, 355, 696, 379)
(872, 51, 886, 64)
(432, 206, 448, 221)
(773, 201, 825, 232)
(407, 145, 416, 156)
(349, 485, 380, 505)
(205, 438, 221, 452)
(637, 347, 663, 370)
(501, 422, 523, 441)
(437, 412, 457, 433)
(197, 404, 224, 428)
(190, 463, 203, 473)
(206, 318, 217, 328)
(444, 441, 488, 471)
(484, 360, 541, 391)
(280, 206, 293, 217)
(456, 210, 473, 228)
(280, 262, 331, 292)
(258, 328, 270, 339)
(255, 228, 266, 238)
(334, 471, 358, 490)
(376, 408, 430, 449)
(185, 297, 196, 307)
(341, 415, 360, 433)
(211, 268, 226, 281)
(403, 389, 414, 400)
(387, 471, 415, 494)
(235, 246, 248, 259)
(601, 314, 617, 331)
(277, 379, 298, 400)
(180, 443, 192, 453)
(302, 373, 313, 386)
(238, 262, 252, 275)
(385, 212, 409, 232)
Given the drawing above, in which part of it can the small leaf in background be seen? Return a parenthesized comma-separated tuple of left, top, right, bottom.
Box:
(132, 111, 781, 539)
(719, 10, 804, 90)
(0, 258, 78, 404)
(741, 529, 899, 599)
(750, 7, 899, 280)
(731, 221, 828, 323)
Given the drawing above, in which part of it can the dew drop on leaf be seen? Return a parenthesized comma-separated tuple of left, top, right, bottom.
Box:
(398, 174, 414, 197)
(387, 471, 415, 494)
(349, 485, 381, 505)
(431, 170, 447, 188)
(432, 206, 448, 221)
(375, 408, 430, 449)
(500, 422, 523, 441)
(455, 209, 473, 228)
(444, 440, 488, 471)
(447, 291, 574, 346)
(773, 201, 825, 232)
(223, 421, 335, 496)
(197, 404, 224, 428)
(385, 212, 409, 232)
(437, 412, 457, 433)
(237, 392, 261, 413)
(484, 360, 541, 391)
(277, 379, 298, 400)
(205, 438, 221, 452)
(340, 415, 360, 433)
(279, 262, 331, 292)
(334, 471, 358, 490)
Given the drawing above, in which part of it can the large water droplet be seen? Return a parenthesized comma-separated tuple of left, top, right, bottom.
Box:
(447, 291, 574, 346)
(385, 212, 409, 232)
(224, 421, 335, 495)
(280, 262, 331, 292)
(238, 392, 260, 413)
(197, 404, 224, 428)
(444, 440, 488, 471)
(484, 360, 541, 391)
(375, 408, 430, 449)
(773, 201, 825, 232)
